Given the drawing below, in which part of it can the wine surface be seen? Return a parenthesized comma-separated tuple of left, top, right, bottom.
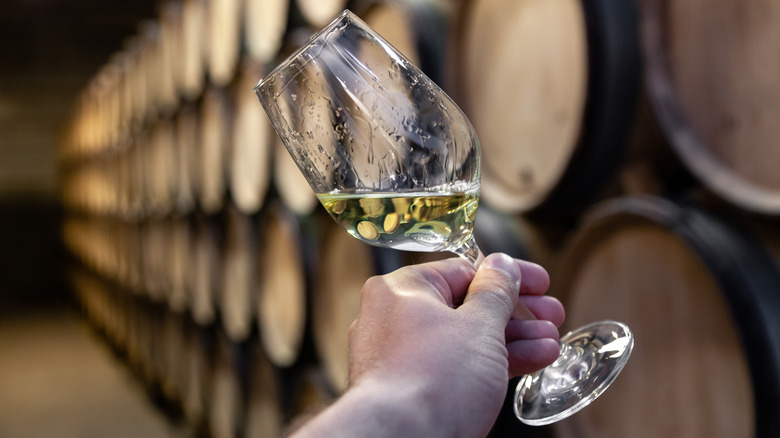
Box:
(317, 191, 479, 252)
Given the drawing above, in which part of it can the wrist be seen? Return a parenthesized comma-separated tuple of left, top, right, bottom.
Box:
(290, 376, 447, 438)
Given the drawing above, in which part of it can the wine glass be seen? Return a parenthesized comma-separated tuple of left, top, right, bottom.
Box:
(254, 9, 633, 426)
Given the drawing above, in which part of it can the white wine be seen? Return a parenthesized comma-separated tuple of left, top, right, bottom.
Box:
(317, 191, 479, 252)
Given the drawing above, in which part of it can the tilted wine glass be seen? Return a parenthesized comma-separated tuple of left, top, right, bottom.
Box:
(255, 10, 632, 426)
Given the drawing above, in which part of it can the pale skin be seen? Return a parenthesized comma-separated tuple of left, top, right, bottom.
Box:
(290, 253, 565, 438)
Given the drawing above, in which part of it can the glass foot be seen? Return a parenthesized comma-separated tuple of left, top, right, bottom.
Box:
(514, 320, 633, 426)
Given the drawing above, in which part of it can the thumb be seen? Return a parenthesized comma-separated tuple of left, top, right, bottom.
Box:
(460, 253, 520, 330)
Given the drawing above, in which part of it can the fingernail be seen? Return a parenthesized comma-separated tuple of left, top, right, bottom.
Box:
(481, 253, 520, 288)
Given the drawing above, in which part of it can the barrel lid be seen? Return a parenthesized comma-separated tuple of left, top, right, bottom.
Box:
(554, 195, 780, 435)
(257, 201, 310, 367)
(642, 0, 780, 215)
(457, 0, 639, 217)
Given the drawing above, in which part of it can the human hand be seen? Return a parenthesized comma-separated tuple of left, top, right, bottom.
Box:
(343, 253, 564, 437)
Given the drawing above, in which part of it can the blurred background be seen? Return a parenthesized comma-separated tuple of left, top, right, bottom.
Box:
(2, 0, 779, 437)
(0, 1, 171, 437)
(0, 1, 159, 308)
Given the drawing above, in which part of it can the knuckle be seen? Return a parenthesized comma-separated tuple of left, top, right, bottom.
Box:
(470, 285, 515, 313)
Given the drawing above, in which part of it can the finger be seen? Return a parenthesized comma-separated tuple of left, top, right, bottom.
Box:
(516, 296, 566, 327)
(507, 338, 560, 378)
(516, 260, 550, 296)
(460, 253, 521, 329)
(416, 256, 550, 306)
(411, 257, 475, 306)
(373, 257, 474, 307)
(505, 319, 559, 342)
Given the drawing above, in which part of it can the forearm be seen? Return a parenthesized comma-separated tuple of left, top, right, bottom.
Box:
(288, 378, 446, 438)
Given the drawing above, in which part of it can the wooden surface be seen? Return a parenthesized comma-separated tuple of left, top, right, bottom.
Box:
(168, 218, 191, 312)
(173, 104, 198, 214)
(643, 0, 780, 214)
(244, 0, 289, 63)
(199, 86, 231, 214)
(147, 120, 176, 216)
(178, 0, 207, 100)
(209, 329, 244, 438)
(181, 322, 209, 426)
(220, 204, 256, 341)
(551, 200, 758, 437)
(191, 215, 219, 326)
(457, 0, 587, 213)
(230, 58, 272, 214)
(244, 341, 283, 437)
(206, 0, 242, 86)
(157, 1, 182, 115)
(296, 0, 348, 27)
(257, 203, 308, 367)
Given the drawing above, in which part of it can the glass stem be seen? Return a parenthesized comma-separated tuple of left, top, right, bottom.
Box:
(452, 236, 485, 268)
(452, 237, 537, 321)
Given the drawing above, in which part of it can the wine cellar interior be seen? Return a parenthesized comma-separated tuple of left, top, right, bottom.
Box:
(2, 0, 779, 437)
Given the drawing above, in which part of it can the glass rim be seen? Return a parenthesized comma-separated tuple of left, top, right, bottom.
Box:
(254, 9, 357, 96)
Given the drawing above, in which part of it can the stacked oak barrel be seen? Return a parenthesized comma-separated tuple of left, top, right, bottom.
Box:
(61, 0, 780, 436)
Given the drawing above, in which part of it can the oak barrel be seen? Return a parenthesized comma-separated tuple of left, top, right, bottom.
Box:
(295, 0, 348, 27)
(198, 86, 232, 214)
(244, 338, 284, 438)
(641, 0, 780, 215)
(181, 320, 211, 426)
(146, 119, 176, 217)
(156, 1, 181, 114)
(168, 216, 191, 313)
(243, 0, 289, 63)
(173, 104, 198, 215)
(190, 214, 221, 326)
(256, 201, 312, 368)
(230, 57, 272, 214)
(178, 0, 207, 101)
(220, 203, 256, 342)
(550, 196, 780, 437)
(140, 218, 170, 301)
(453, 0, 639, 216)
(138, 20, 164, 122)
(205, 0, 242, 87)
(208, 328, 246, 438)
